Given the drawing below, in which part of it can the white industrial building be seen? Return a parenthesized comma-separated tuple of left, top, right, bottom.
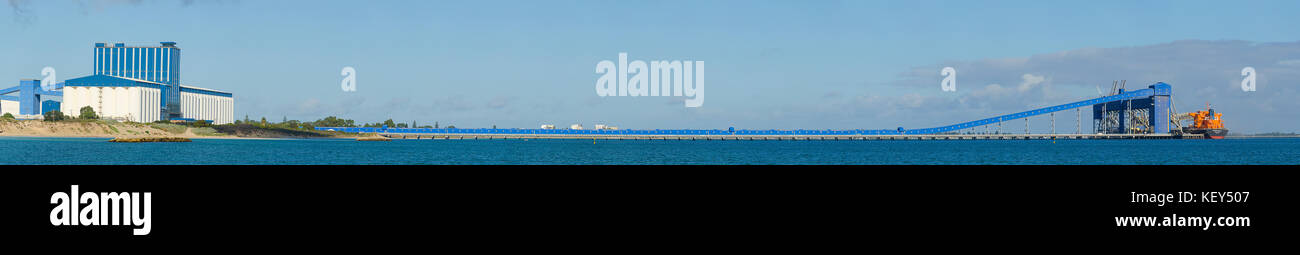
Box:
(60, 77, 233, 124)
(178, 85, 234, 124)
(61, 84, 161, 122)
(0, 100, 17, 116)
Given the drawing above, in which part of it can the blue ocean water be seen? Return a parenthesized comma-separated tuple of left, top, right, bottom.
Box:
(0, 137, 1297, 165)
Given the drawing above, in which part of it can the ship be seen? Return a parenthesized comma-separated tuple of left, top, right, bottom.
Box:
(1179, 104, 1229, 139)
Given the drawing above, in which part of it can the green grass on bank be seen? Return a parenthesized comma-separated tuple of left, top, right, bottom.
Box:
(148, 123, 188, 134)
(191, 127, 223, 136)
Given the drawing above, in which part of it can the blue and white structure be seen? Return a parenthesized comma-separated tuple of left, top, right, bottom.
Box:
(0, 79, 62, 118)
(178, 85, 234, 124)
(57, 42, 233, 123)
(92, 42, 181, 117)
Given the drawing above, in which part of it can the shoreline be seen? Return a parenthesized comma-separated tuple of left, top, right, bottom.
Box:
(0, 134, 298, 140)
(0, 120, 360, 140)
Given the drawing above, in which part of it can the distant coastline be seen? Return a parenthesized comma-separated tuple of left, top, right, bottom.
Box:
(1225, 135, 1300, 138)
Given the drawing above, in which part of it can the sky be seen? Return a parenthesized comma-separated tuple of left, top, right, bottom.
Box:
(2, 0, 1299, 133)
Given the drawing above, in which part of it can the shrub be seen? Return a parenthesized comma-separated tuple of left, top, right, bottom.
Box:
(1, 113, 13, 119)
(79, 106, 99, 119)
(43, 110, 68, 121)
(311, 116, 355, 127)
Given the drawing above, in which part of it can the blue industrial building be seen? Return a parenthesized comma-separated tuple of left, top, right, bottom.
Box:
(3, 42, 233, 123)
(88, 42, 182, 119)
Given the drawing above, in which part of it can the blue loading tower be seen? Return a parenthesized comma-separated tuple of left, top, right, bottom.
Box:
(1092, 82, 1172, 134)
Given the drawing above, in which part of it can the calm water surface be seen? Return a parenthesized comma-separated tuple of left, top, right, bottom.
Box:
(0, 137, 1296, 164)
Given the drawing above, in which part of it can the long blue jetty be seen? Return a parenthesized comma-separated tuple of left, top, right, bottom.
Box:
(316, 82, 1178, 139)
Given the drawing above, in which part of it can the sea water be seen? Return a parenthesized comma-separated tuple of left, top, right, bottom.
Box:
(0, 137, 1296, 165)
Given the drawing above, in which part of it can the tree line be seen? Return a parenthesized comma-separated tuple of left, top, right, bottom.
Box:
(233, 115, 455, 130)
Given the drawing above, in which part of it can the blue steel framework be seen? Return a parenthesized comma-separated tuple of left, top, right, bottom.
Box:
(1092, 83, 1172, 134)
(317, 82, 1175, 136)
(94, 42, 181, 119)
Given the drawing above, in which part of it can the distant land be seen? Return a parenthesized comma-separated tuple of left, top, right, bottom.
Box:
(1228, 132, 1300, 138)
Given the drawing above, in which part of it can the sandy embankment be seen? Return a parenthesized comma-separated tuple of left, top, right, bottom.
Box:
(0, 120, 222, 139)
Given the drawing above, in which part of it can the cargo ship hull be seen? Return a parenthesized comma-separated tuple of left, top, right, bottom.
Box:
(1183, 128, 1229, 139)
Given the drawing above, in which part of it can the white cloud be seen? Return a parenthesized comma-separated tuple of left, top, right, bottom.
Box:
(1017, 74, 1046, 93)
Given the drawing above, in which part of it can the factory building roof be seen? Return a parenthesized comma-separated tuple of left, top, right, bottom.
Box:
(64, 74, 168, 90)
(179, 84, 231, 96)
(179, 85, 232, 98)
(62, 75, 232, 98)
(110, 75, 165, 85)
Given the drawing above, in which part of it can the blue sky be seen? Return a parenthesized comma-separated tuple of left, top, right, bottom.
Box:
(3, 0, 1299, 132)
